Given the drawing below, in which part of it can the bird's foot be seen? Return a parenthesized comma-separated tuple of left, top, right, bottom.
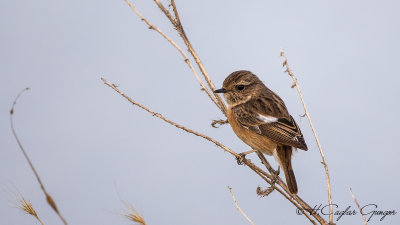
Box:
(236, 149, 257, 165)
(257, 186, 275, 197)
(256, 166, 280, 197)
(211, 119, 228, 128)
(271, 165, 280, 177)
(236, 153, 246, 165)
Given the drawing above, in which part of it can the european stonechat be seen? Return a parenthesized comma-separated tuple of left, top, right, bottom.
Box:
(215, 70, 308, 194)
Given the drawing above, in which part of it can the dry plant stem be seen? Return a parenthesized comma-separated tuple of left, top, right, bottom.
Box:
(101, 78, 237, 157)
(102, 78, 327, 225)
(124, 0, 221, 112)
(10, 88, 68, 225)
(350, 188, 368, 225)
(281, 49, 333, 224)
(154, 0, 227, 115)
(228, 186, 256, 225)
(241, 149, 257, 156)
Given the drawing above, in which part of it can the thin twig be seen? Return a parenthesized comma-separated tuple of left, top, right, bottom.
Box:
(169, 0, 182, 27)
(10, 88, 68, 225)
(228, 186, 255, 225)
(102, 78, 325, 225)
(350, 188, 368, 225)
(280, 49, 333, 224)
(101, 78, 238, 157)
(124, 0, 222, 112)
(153, 0, 177, 26)
(154, 0, 227, 115)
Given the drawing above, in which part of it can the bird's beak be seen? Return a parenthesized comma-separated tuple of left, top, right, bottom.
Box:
(214, 88, 228, 93)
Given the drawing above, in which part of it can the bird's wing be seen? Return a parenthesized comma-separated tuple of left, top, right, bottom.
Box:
(232, 97, 308, 150)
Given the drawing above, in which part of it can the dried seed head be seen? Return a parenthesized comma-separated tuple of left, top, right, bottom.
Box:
(17, 197, 38, 218)
(122, 201, 146, 225)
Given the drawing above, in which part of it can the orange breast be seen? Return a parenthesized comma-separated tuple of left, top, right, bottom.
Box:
(227, 107, 277, 155)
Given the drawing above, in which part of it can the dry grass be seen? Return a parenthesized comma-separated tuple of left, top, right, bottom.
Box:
(9, 87, 68, 225)
(121, 200, 147, 225)
(16, 194, 45, 225)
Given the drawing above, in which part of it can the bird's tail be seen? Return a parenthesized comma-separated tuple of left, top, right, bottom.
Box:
(276, 145, 298, 194)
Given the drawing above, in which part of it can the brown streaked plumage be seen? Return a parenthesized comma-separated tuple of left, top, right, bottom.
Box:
(215, 70, 307, 194)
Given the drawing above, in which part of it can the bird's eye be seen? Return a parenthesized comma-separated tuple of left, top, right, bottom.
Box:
(237, 85, 245, 90)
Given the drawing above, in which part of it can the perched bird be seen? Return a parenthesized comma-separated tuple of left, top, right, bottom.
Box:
(215, 70, 307, 194)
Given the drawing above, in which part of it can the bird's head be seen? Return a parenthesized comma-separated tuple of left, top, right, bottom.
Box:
(215, 70, 263, 106)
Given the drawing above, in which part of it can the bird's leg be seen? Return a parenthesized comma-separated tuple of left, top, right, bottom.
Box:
(256, 166, 280, 197)
(271, 166, 280, 183)
(255, 150, 280, 175)
(255, 151, 281, 196)
(211, 119, 229, 128)
(236, 149, 257, 165)
(270, 165, 280, 177)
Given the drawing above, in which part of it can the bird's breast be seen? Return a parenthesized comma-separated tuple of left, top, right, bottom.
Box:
(227, 107, 276, 155)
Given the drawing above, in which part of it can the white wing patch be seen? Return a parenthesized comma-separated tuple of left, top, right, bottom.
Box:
(257, 114, 278, 123)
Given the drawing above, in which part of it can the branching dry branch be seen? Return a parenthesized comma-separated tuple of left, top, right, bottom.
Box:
(124, 0, 223, 114)
(154, 0, 227, 115)
(10, 88, 68, 225)
(281, 49, 334, 224)
(102, 78, 325, 225)
(101, 78, 238, 157)
(228, 186, 255, 225)
(350, 188, 368, 225)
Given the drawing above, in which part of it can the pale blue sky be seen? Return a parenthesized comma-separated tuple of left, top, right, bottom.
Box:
(1, 0, 399, 224)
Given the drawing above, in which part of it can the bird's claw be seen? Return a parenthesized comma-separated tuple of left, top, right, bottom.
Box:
(256, 186, 275, 197)
(236, 149, 257, 165)
(256, 166, 280, 197)
(236, 153, 246, 165)
(211, 119, 229, 128)
(272, 166, 280, 177)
